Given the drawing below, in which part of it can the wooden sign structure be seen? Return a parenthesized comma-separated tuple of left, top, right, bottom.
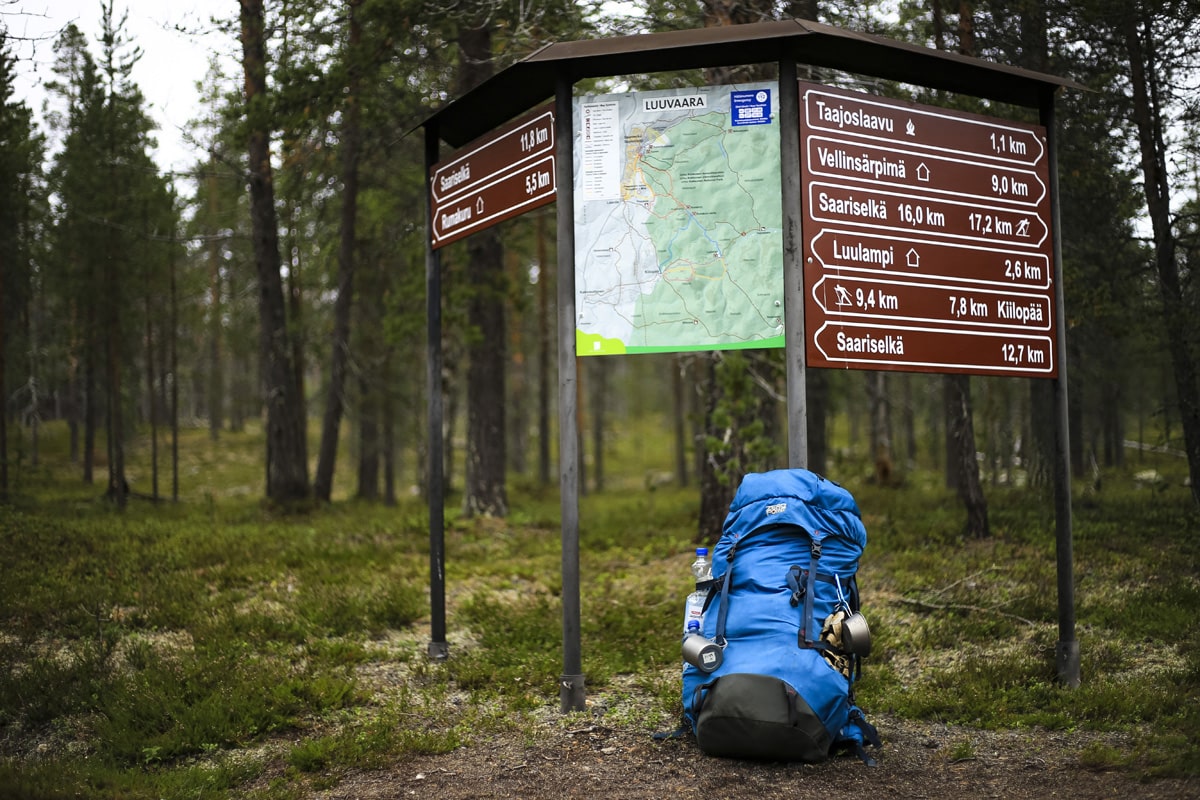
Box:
(421, 21, 1084, 713)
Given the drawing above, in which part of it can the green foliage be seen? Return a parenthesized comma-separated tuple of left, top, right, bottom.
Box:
(704, 351, 785, 487)
(855, 477, 1200, 777)
(2, 421, 1200, 795)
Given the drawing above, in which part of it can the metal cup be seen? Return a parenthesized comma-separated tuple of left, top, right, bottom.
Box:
(841, 612, 872, 657)
(682, 634, 724, 673)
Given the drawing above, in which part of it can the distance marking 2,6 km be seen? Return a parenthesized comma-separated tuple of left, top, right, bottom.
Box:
(799, 80, 1057, 378)
(808, 229, 1051, 290)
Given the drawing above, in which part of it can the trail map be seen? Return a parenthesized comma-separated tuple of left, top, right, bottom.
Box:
(573, 84, 784, 355)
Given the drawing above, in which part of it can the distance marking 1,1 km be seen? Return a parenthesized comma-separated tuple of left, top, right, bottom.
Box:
(802, 84, 1045, 167)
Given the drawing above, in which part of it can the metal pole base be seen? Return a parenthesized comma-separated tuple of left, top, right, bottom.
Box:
(559, 673, 586, 713)
(427, 640, 450, 662)
(1056, 640, 1080, 688)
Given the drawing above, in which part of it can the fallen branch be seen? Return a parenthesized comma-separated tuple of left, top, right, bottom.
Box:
(898, 596, 1039, 627)
(929, 566, 1005, 598)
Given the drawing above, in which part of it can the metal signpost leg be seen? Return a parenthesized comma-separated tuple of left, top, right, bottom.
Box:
(1042, 96, 1078, 687)
(556, 73, 586, 712)
(779, 60, 808, 470)
(425, 123, 449, 662)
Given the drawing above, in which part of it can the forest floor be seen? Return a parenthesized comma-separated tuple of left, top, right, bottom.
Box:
(283, 709, 1198, 799)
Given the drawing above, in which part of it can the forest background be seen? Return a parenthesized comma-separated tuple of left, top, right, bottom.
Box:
(1, 0, 1199, 797)
(2, 0, 1199, 518)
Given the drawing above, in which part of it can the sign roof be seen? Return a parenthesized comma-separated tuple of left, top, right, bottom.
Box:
(420, 19, 1085, 148)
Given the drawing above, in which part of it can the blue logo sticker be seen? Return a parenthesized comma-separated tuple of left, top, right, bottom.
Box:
(731, 89, 772, 126)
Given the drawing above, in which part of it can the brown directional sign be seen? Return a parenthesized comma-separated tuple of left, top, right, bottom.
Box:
(430, 105, 556, 249)
(799, 82, 1057, 378)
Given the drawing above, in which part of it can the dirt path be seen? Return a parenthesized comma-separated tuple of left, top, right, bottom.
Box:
(310, 714, 1197, 799)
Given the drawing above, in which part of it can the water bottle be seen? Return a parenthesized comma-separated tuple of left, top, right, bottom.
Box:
(682, 550, 723, 672)
(682, 547, 711, 635)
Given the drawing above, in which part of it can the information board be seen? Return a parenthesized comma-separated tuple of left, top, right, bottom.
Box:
(573, 84, 784, 355)
(799, 82, 1057, 378)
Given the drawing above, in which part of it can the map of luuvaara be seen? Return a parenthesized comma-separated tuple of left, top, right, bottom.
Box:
(573, 84, 784, 355)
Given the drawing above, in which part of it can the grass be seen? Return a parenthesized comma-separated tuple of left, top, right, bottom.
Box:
(1, 419, 1198, 796)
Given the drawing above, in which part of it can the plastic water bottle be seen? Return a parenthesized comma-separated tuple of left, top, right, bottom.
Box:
(682, 547, 712, 635)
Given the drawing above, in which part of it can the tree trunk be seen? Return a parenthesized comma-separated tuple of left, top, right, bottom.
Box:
(867, 372, 892, 485)
(786, 0, 818, 20)
(382, 346, 397, 507)
(537, 210, 552, 487)
(104, 195, 126, 507)
(314, 0, 363, 503)
(459, 22, 507, 517)
(0, 248, 6, 499)
(240, 0, 310, 504)
(462, 223, 508, 515)
(902, 374, 916, 471)
(697, 355, 732, 543)
(207, 158, 223, 442)
(170, 237, 179, 502)
(591, 357, 608, 492)
(83, 267, 97, 484)
(145, 265, 158, 501)
(947, 374, 988, 537)
(507, 248, 528, 476)
(1122, 14, 1200, 507)
(807, 368, 828, 476)
(357, 372, 379, 500)
(1027, 378, 1054, 488)
(673, 355, 689, 486)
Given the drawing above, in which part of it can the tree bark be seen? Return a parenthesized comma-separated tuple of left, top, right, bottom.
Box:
(536, 211, 552, 487)
(947, 374, 989, 537)
(806, 368, 828, 476)
(314, 0, 364, 503)
(240, 0, 310, 504)
(357, 372, 379, 500)
(697, 355, 732, 543)
(463, 224, 509, 516)
(0, 248, 6, 499)
(673, 355, 690, 487)
(867, 371, 892, 485)
(459, 22, 507, 517)
(1122, 13, 1200, 507)
(206, 157, 223, 442)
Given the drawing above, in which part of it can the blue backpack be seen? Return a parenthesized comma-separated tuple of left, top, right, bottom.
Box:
(681, 469, 881, 764)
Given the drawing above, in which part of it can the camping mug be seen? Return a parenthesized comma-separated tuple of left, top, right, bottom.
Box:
(682, 634, 724, 673)
(841, 612, 872, 657)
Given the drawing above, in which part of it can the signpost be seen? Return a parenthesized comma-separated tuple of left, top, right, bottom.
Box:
(430, 105, 556, 249)
(799, 82, 1057, 378)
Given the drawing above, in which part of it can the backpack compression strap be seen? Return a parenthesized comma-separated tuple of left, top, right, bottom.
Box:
(789, 532, 835, 650)
(712, 541, 737, 646)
